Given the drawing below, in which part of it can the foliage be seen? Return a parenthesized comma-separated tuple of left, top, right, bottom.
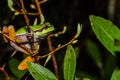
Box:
(89, 15, 120, 56)
(89, 15, 120, 80)
(0, 0, 120, 80)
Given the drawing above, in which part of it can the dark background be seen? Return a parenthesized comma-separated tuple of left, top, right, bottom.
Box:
(0, 0, 120, 80)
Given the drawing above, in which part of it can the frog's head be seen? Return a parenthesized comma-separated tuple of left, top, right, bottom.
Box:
(34, 22, 55, 38)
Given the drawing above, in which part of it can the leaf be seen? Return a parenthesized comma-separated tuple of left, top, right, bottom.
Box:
(27, 62, 57, 80)
(75, 23, 82, 38)
(8, 0, 15, 11)
(111, 67, 120, 80)
(75, 77, 80, 80)
(8, 58, 27, 79)
(63, 45, 76, 80)
(86, 39, 102, 69)
(89, 15, 120, 55)
(74, 47, 80, 58)
(104, 54, 116, 80)
(75, 71, 98, 80)
(83, 78, 91, 80)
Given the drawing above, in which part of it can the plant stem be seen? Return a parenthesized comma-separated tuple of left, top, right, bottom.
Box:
(47, 36, 59, 79)
(0, 64, 11, 80)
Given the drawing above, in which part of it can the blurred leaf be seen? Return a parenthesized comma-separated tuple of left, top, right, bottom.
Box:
(8, 58, 27, 79)
(83, 78, 91, 80)
(104, 54, 116, 80)
(75, 71, 98, 80)
(75, 77, 80, 80)
(111, 67, 120, 80)
(89, 15, 120, 55)
(86, 39, 102, 69)
(75, 23, 82, 38)
(8, 0, 15, 11)
(64, 45, 76, 80)
(27, 62, 57, 80)
(74, 47, 80, 58)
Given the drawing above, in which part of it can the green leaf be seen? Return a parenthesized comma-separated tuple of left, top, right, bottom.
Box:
(64, 45, 76, 80)
(8, 0, 15, 11)
(74, 47, 80, 58)
(104, 54, 116, 80)
(86, 39, 102, 69)
(75, 77, 80, 80)
(8, 58, 27, 79)
(75, 23, 82, 38)
(27, 62, 57, 80)
(75, 71, 98, 80)
(89, 15, 120, 55)
(111, 67, 120, 80)
(83, 78, 91, 80)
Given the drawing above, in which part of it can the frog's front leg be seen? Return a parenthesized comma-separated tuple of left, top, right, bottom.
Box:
(10, 34, 40, 55)
(2, 25, 33, 55)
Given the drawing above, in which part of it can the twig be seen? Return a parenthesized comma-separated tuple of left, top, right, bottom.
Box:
(34, 0, 45, 24)
(34, 0, 43, 16)
(0, 31, 33, 55)
(47, 35, 59, 79)
(0, 64, 11, 80)
(41, 23, 82, 58)
(39, 0, 48, 4)
(41, 33, 77, 58)
(20, 0, 37, 58)
(20, 0, 30, 29)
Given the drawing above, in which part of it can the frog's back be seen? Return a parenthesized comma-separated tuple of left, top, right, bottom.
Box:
(16, 27, 27, 35)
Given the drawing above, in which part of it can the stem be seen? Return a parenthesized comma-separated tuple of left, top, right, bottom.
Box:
(20, 0, 37, 58)
(34, 0, 43, 19)
(47, 36, 59, 79)
(0, 32, 33, 55)
(40, 33, 77, 59)
(20, 0, 30, 30)
(0, 64, 11, 80)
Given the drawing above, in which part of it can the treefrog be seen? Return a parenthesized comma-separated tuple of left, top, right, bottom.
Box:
(3, 22, 54, 55)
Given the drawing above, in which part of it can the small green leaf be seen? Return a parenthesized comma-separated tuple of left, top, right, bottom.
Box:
(40, 14, 45, 24)
(27, 62, 57, 80)
(111, 67, 120, 80)
(8, 0, 15, 11)
(64, 45, 76, 80)
(75, 77, 80, 80)
(83, 78, 91, 80)
(75, 23, 82, 38)
(89, 15, 120, 55)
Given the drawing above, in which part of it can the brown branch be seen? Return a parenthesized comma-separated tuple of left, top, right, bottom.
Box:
(34, 0, 43, 15)
(20, 0, 37, 58)
(39, 0, 48, 4)
(0, 64, 11, 80)
(47, 36, 59, 79)
(14, 10, 39, 15)
(40, 33, 77, 59)
(20, 0, 30, 27)
(34, 0, 44, 22)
